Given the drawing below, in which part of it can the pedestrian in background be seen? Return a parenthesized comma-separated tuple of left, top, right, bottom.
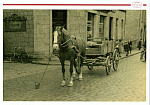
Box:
(128, 39, 132, 54)
(137, 39, 142, 50)
(124, 41, 129, 56)
(115, 42, 121, 57)
(142, 41, 146, 61)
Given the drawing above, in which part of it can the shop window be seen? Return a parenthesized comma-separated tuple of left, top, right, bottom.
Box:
(87, 13, 94, 41)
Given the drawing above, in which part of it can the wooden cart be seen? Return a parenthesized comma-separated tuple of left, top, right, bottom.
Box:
(82, 39, 120, 75)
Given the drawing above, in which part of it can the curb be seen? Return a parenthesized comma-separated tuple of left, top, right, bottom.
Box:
(31, 51, 141, 65)
(120, 52, 140, 60)
(31, 61, 62, 66)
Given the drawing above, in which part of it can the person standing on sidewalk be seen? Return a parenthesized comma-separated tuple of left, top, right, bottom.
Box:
(137, 39, 142, 50)
(115, 42, 121, 57)
(124, 41, 129, 56)
(128, 39, 132, 54)
(142, 40, 146, 61)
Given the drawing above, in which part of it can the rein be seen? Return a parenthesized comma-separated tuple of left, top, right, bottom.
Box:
(60, 39, 71, 47)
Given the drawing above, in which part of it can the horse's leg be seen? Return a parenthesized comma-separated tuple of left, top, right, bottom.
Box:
(68, 57, 74, 87)
(74, 59, 79, 80)
(74, 53, 83, 80)
(60, 59, 66, 86)
(78, 56, 83, 80)
(73, 59, 76, 81)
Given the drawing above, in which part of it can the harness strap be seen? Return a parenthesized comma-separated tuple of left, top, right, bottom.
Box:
(60, 39, 71, 46)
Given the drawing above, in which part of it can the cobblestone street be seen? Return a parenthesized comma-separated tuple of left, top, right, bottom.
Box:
(3, 53, 146, 101)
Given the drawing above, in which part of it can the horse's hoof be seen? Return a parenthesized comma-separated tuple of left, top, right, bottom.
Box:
(61, 81, 66, 86)
(79, 77, 83, 81)
(68, 82, 73, 87)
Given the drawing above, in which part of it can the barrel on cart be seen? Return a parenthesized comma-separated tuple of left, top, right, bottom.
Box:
(83, 39, 120, 75)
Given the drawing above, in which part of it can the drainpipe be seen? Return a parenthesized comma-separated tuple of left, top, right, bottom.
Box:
(139, 10, 141, 41)
(124, 10, 126, 45)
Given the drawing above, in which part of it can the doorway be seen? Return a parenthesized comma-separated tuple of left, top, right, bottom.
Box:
(52, 10, 67, 30)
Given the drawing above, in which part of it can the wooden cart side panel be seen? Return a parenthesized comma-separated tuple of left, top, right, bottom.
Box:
(102, 41, 107, 55)
(86, 40, 119, 55)
(86, 44, 102, 54)
(108, 41, 112, 53)
(86, 48, 99, 54)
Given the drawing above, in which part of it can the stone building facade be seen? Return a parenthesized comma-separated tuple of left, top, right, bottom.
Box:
(3, 10, 146, 60)
(3, 10, 34, 56)
(125, 10, 146, 48)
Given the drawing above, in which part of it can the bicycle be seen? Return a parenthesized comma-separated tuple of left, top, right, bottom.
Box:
(11, 47, 29, 63)
(140, 47, 146, 62)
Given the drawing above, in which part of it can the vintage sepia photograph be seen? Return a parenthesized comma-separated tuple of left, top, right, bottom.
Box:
(3, 8, 147, 102)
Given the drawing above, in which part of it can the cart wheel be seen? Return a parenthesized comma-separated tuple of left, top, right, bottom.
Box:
(113, 49, 119, 71)
(87, 65, 93, 70)
(11, 53, 16, 61)
(106, 56, 111, 75)
(21, 54, 29, 63)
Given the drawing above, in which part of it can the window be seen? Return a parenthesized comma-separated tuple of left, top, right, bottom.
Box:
(99, 15, 105, 39)
(116, 18, 118, 40)
(109, 17, 113, 40)
(87, 13, 94, 41)
(121, 19, 123, 40)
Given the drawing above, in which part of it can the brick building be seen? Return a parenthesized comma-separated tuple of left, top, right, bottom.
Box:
(3, 10, 146, 60)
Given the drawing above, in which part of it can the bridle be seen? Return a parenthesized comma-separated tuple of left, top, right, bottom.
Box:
(53, 28, 73, 48)
(58, 31, 72, 48)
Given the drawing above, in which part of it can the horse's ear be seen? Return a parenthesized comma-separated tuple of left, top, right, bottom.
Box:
(52, 25, 56, 30)
(62, 24, 65, 29)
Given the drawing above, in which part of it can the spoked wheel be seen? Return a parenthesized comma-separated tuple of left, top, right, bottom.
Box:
(105, 56, 111, 75)
(113, 49, 120, 71)
(11, 53, 19, 62)
(21, 53, 29, 63)
(140, 51, 145, 61)
(87, 65, 93, 70)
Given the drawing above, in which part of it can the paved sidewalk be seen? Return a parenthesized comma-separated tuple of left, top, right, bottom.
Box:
(120, 49, 141, 59)
(32, 49, 141, 65)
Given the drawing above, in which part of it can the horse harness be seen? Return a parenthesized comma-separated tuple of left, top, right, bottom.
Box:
(60, 35, 80, 54)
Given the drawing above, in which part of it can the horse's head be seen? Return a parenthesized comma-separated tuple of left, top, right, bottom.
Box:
(53, 26, 65, 50)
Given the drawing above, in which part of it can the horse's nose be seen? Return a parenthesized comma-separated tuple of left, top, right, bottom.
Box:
(53, 44, 59, 50)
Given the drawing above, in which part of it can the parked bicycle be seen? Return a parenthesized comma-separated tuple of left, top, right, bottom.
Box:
(140, 41, 146, 62)
(11, 47, 29, 63)
(140, 47, 146, 62)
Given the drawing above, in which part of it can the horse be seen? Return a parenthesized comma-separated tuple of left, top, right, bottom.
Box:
(53, 26, 86, 87)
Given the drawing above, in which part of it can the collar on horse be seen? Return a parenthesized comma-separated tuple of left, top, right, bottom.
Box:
(60, 35, 76, 47)
(60, 35, 79, 53)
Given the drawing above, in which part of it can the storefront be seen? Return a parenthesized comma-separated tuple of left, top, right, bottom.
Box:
(3, 10, 128, 60)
